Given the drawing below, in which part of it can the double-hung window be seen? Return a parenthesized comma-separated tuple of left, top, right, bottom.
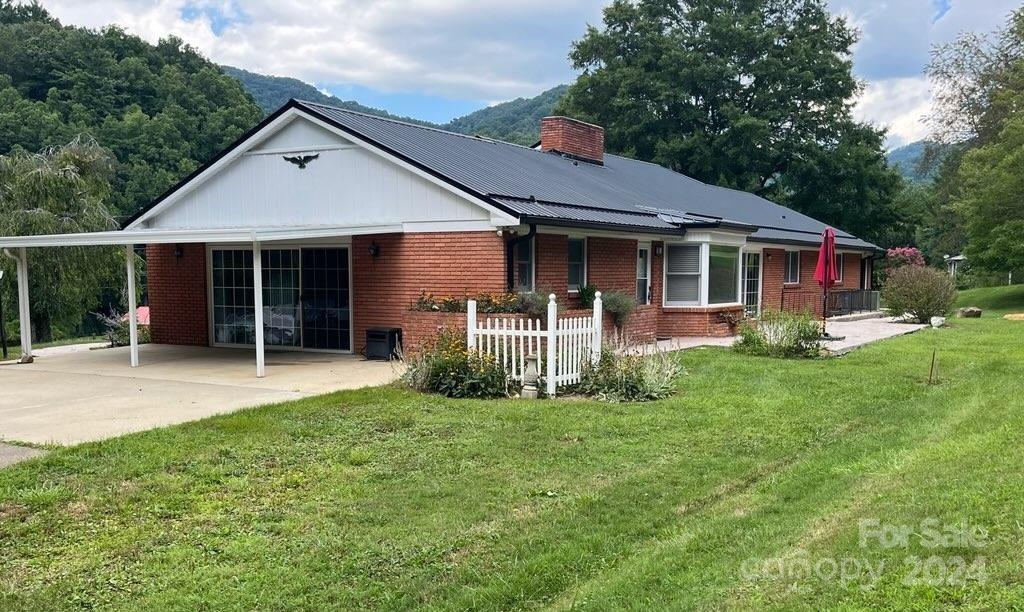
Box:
(835, 252, 844, 282)
(516, 238, 534, 291)
(636, 246, 650, 304)
(665, 245, 701, 304)
(784, 251, 800, 284)
(567, 238, 585, 291)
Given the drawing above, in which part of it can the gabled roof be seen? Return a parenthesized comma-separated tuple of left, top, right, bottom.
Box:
(127, 99, 878, 251)
(294, 100, 876, 250)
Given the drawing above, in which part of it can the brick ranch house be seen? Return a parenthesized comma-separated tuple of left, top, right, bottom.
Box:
(0, 99, 878, 374)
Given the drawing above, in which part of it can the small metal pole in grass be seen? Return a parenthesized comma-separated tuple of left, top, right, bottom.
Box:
(928, 348, 938, 385)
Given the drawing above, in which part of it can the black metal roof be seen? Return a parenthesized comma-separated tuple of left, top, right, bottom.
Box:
(295, 100, 877, 251)
(125, 98, 877, 251)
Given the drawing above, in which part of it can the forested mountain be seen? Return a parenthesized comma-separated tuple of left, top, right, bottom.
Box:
(0, 2, 262, 219)
(221, 65, 433, 126)
(886, 140, 950, 183)
(443, 85, 568, 145)
(224, 65, 566, 146)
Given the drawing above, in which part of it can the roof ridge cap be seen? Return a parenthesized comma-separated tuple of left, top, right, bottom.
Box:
(294, 99, 536, 150)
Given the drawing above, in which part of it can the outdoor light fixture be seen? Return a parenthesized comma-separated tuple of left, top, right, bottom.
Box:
(368, 241, 381, 258)
(654, 245, 663, 257)
(173, 245, 184, 259)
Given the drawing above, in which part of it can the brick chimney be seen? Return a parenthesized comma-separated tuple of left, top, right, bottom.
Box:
(539, 116, 604, 164)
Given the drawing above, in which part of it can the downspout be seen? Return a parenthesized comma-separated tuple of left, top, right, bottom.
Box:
(505, 223, 536, 293)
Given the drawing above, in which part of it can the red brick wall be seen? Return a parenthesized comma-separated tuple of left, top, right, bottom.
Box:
(658, 305, 744, 337)
(587, 236, 638, 294)
(540, 116, 604, 163)
(146, 243, 208, 346)
(761, 247, 787, 312)
(352, 232, 506, 353)
(535, 233, 569, 300)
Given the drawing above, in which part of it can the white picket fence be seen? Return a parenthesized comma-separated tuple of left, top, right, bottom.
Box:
(467, 293, 603, 397)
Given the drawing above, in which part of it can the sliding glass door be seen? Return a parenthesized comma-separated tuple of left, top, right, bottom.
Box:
(210, 246, 350, 351)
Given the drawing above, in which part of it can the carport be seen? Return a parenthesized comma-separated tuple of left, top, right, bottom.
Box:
(0, 224, 399, 378)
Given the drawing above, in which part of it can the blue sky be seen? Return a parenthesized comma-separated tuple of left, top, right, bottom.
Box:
(41, 0, 1021, 144)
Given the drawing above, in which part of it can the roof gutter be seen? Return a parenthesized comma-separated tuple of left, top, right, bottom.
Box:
(505, 224, 536, 292)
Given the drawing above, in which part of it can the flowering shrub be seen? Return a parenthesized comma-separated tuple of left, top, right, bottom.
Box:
(884, 246, 925, 273)
(402, 328, 519, 398)
(573, 348, 683, 402)
(881, 266, 956, 323)
(734, 309, 822, 358)
(412, 291, 520, 313)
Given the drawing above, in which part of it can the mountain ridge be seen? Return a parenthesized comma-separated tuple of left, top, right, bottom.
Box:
(222, 65, 566, 146)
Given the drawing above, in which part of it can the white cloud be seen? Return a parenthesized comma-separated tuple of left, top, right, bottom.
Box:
(853, 77, 933, 148)
(40, 0, 602, 101)
(38, 0, 1022, 144)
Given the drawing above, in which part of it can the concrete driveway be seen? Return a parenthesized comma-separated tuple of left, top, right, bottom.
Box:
(0, 344, 401, 446)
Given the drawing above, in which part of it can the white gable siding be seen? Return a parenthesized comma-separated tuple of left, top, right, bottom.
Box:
(143, 116, 492, 230)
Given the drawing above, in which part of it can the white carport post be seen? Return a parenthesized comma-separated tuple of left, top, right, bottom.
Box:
(125, 245, 139, 367)
(252, 240, 265, 378)
(13, 247, 32, 362)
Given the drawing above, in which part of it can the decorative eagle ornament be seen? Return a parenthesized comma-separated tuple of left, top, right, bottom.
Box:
(282, 153, 320, 169)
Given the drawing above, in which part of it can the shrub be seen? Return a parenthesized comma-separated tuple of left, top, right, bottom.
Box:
(574, 348, 683, 402)
(575, 284, 597, 309)
(601, 290, 636, 327)
(884, 246, 925, 272)
(881, 266, 956, 323)
(515, 289, 553, 319)
(402, 328, 519, 398)
(734, 308, 821, 358)
(411, 291, 519, 313)
(94, 309, 151, 347)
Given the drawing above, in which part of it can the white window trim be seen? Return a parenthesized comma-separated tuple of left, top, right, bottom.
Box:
(784, 250, 801, 285)
(637, 242, 652, 305)
(516, 236, 536, 291)
(662, 241, 744, 308)
(205, 241, 354, 354)
(835, 252, 844, 282)
(567, 236, 587, 293)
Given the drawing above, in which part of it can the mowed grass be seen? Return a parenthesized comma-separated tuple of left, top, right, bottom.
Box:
(2, 290, 1024, 609)
(0, 335, 105, 363)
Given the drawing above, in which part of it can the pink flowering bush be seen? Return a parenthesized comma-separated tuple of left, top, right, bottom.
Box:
(884, 247, 925, 272)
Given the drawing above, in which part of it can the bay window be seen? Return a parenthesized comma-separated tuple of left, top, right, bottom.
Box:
(664, 241, 743, 306)
(708, 245, 740, 304)
(665, 245, 701, 304)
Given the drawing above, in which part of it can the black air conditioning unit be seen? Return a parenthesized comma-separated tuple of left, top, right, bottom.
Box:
(365, 327, 402, 360)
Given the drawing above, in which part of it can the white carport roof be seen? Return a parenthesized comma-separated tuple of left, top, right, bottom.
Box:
(0, 223, 404, 248)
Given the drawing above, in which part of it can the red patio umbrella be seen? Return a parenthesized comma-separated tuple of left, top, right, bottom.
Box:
(813, 227, 838, 337)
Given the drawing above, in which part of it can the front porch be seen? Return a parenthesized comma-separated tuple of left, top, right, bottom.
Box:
(0, 343, 401, 445)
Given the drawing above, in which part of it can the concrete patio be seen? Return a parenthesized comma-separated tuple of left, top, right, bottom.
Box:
(0, 344, 401, 446)
(632, 314, 928, 355)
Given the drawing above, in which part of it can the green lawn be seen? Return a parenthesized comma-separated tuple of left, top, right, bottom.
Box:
(2, 291, 1023, 609)
(1, 335, 106, 362)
